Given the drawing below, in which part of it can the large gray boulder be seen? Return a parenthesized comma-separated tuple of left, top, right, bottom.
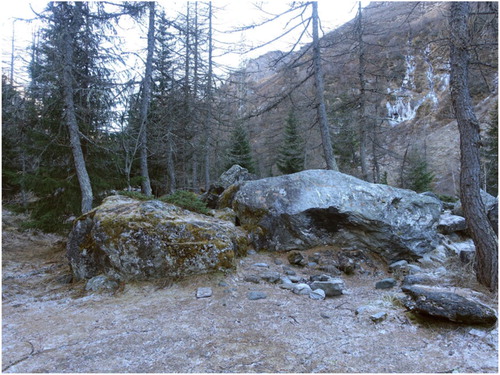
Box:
(67, 195, 248, 281)
(232, 170, 442, 262)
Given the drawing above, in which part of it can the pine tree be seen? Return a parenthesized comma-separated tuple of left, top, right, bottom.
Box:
(226, 124, 256, 173)
(402, 150, 434, 193)
(277, 111, 305, 174)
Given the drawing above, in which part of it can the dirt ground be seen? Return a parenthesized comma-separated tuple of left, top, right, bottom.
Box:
(2, 209, 498, 373)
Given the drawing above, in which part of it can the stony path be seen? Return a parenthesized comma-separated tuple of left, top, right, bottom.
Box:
(2, 214, 498, 373)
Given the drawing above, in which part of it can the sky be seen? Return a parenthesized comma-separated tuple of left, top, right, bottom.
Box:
(1, 0, 366, 84)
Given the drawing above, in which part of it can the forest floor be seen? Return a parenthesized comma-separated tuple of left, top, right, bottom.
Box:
(2, 208, 498, 373)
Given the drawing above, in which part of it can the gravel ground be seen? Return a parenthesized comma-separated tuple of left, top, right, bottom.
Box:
(2, 210, 498, 373)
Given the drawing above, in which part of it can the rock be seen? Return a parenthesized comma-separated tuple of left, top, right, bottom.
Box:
(407, 264, 422, 274)
(233, 170, 441, 262)
(437, 213, 467, 234)
(244, 275, 261, 284)
(273, 258, 283, 265)
(288, 275, 302, 283)
(202, 165, 256, 209)
(389, 260, 408, 272)
(218, 165, 255, 190)
(67, 195, 248, 281)
(487, 197, 498, 235)
(402, 274, 440, 287)
(282, 266, 296, 276)
(260, 271, 281, 283)
(196, 287, 213, 298)
(375, 278, 397, 289)
(310, 277, 345, 297)
(253, 263, 270, 268)
(292, 283, 312, 295)
(247, 291, 267, 300)
(85, 275, 118, 292)
(317, 265, 342, 276)
(453, 190, 498, 234)
(287, 251, 306, 266)
(370, 312, 387, 323)
(310, 274, 332, 282)
(402, 285, 497, 324)
(309, 288, 326, 300)
(320, 312, 331, 319)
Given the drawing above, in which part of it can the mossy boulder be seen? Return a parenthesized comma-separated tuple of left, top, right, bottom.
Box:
(67, 195, 248, 281)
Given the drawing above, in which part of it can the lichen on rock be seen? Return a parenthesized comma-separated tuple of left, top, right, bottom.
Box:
(67, 195, 248, 281)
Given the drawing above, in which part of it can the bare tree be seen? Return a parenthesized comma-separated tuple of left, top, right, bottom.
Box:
(449, 2, 498, 291)
(138, 1, 155, 196)
(312, 1, 338, 171)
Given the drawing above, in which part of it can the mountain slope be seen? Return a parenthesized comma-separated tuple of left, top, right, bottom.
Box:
(218, 2, 498, 196)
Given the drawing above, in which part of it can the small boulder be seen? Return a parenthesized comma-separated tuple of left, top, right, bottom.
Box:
(287, 251, 306, 267)
(85, 275, 118, 292)
(244, 275, 261, 284)
(310, 277, 345, 297)
(309, 288, 326, 300)
(389, 260, 408, 272)
(196, 287, 213, 299)
(402, 285, 497, 324)
(247, 291, 267, 300)
(370, 312, 387, 323)
(437, 213, 467, 234)
(292, 283, 312, 295)
(375, 278, 397, 290)
(260, 271, 281, 283)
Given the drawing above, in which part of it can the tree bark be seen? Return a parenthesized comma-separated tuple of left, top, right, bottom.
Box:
(312, 2, 338, 171)
(357, 2, 370, 181)
(203, 1, 213, 192)
(61, 3, 93, 213)
(138, 2, 155, 196)
(449, 2, 498, 291)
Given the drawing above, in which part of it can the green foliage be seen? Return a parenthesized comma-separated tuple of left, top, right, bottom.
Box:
(401, 149, 435, 193)
(118, 190, 154, 201)
(482, 104, 498, 196)
(225, 123, 256, 173)
(437, 194, 459, 203)
(160, 190, 209, 215)
(277, 111, 305, 174)
(379, 171, 389, 185)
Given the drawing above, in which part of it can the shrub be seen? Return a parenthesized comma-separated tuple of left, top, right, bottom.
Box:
(160, 190, 209, 215)
(117, 190, 154, 201)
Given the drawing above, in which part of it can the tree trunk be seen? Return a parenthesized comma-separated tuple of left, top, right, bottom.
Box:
(61, 3, 93, 213)
(449, 2, 498, 291)
(312, 2, 338, 171)
(203, 1, 213, 192)
(138, 2, 155, 196)
(357, 2, 370, 181)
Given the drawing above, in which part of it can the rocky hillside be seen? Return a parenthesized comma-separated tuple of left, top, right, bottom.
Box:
(218, 2, 498, 196)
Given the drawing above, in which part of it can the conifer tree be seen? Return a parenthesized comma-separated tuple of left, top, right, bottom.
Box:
(277, 111, 305, 174)
(401, 149, 434, 193)
(226, 124, 256, 173)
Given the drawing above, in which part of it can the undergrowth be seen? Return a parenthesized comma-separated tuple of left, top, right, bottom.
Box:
(159, 190, 209, 215)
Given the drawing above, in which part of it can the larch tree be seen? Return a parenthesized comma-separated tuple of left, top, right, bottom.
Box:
(138, 1, 155, 196)
(449, 2, 498, 291)
(312, 1, 338, 171)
